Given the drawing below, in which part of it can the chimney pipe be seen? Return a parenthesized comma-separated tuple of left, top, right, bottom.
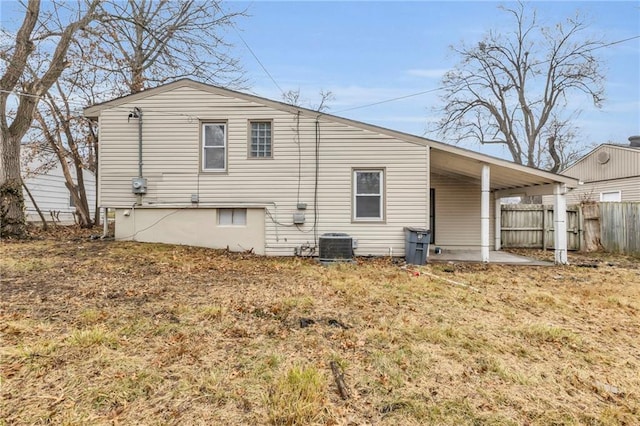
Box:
(629, 135, 640, 148)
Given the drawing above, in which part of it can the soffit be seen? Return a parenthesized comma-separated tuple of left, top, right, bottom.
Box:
(430, 148, 568, 193)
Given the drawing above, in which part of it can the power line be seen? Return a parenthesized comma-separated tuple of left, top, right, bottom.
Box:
(335, 87, 443, 113)
(0, 89, 42, 99)
(231, 25, 285, 97)
(3, 34, 637, 118)
(334, 34, 640, 114)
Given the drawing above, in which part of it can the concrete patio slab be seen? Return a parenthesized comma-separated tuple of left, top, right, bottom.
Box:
(428, 249, 552, 266)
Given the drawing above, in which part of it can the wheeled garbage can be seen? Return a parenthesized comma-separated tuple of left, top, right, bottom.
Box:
(403, 227, 431, 265)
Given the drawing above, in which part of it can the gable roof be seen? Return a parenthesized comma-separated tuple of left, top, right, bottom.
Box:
(85, 78, 578, 191)
(563, 143, 640, 174)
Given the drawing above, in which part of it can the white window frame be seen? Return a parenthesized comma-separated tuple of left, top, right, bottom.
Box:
(218, 208, 247, 226)
(353, 169, 384, 222)
(202, 123, 227, 172)
(600, 191, 621, 202)
(249, 121, 272, 158)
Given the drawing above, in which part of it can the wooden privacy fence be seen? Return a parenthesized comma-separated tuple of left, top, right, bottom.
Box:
(500, 204, 581, 250)
(599, 202, 640, 254)
(501, 202, 640, 255)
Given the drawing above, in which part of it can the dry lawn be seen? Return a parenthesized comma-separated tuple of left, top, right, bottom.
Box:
(1, 227, 639, 425)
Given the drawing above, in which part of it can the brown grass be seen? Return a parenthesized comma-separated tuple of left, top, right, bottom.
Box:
(1, 227, 639, 425)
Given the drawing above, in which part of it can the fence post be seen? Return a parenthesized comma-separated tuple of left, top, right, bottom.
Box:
(542, 205, 547, 251)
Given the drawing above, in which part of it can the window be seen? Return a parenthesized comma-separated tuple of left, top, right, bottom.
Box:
(218, 208, 247, 225)
(600, 191, 621, 202)
(249, 121, 272, 158)
(69, 192, 75, 208)
(353, 169, 384, 221)
(202, 123, 226, 171)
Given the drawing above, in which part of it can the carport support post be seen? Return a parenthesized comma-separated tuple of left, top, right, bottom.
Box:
(553, 183, 568, 264)
(494, 196, 501, 250)
(481, 164, 490, 263)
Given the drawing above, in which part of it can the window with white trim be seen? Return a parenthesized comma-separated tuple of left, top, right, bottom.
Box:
(600, 191, 621, 202)
(218, 208, 247, 225)
(202, 123, 226, 171)
(249, 121, 272, 158)
(353, 170, 384, 221)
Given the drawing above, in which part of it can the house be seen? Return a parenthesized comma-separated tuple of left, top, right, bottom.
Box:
(555, 138, 640, 204)
(84, 79, 578, 264)
(22, 151, 97, 224)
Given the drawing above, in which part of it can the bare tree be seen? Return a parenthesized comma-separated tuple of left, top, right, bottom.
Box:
(23, 0, 246, 230)
(32, 88, 95, 227)
(436, 2, 604, 172)
(0, 0, 100, 238)
(95, 0, 246, 94)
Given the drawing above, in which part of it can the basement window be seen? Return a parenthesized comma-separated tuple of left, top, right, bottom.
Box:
(218, 208, 247, 226)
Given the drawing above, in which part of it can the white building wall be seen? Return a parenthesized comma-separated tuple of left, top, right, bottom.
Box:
(23, 162, 96, 224)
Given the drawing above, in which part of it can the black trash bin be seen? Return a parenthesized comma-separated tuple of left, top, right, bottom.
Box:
(404, 227, 431, 265)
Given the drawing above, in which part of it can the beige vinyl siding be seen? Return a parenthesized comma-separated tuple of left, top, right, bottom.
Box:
(563, 145, 640, 182)
(98, 86, 429, 256)
(430, 173, 495, 249)
(560, 176, 640, 204)
(539, 145, 640, 205)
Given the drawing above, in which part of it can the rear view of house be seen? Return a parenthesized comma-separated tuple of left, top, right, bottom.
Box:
(85, 79, 577, 263)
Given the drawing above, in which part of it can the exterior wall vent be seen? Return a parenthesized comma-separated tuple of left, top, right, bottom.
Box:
(319, 233, 353, 263)
(629, 135, 640, 148)
(596, 151, 610, 164)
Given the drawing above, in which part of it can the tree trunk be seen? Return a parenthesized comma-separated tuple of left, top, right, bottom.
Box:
(1, 133, 27, 238)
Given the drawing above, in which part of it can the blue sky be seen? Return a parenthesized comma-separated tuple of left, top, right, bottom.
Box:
(226, 1, 640, 158)
(1, 1, 638, 160)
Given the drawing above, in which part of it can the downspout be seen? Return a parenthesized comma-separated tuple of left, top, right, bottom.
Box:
(128, 107, 143, 205)
(136, 107, 143, 179)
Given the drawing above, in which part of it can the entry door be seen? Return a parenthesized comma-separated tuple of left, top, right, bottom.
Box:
(430, 189, 435, 244)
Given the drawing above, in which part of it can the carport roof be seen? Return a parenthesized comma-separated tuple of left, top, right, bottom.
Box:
(85, 78, 579, 194)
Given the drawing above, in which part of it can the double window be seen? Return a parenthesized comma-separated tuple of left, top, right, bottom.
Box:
(249, 121, 272, 158)
(353, 169, 384, 221)
(202, 121, 272, 171)
(202, 123, 226, 171)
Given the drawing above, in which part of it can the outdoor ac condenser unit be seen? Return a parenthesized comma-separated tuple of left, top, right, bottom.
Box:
(319, 233, 353, 263)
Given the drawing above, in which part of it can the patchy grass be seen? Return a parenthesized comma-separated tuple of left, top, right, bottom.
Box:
(1, 227, 639, 425)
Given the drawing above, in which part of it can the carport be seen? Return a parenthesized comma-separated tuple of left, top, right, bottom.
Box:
(428, 143, 579, 265)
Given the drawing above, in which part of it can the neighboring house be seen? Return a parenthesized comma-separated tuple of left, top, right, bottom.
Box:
(85, 79, 578, 263)
(22, 154, 96, 224)
(554, 139, 640, 204)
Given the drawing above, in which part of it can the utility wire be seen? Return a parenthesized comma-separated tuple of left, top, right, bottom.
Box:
(335, 34, 640, 114)
(231, 25, 285, 97)
(3, 35, 637, 117)
(335, 87, 443, 113)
